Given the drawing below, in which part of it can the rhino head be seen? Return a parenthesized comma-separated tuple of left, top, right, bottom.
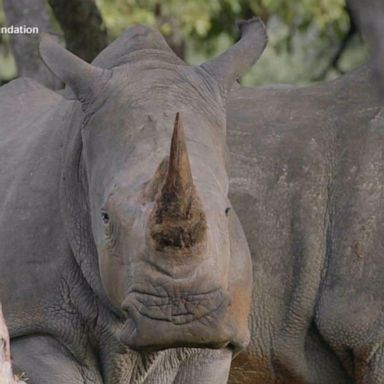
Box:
(39, 19, 266, 353)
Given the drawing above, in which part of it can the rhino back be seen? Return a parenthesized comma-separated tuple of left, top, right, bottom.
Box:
(0, 78, 62, 198)
(0, 78, 73, 335)
(227, 65, 384, 382)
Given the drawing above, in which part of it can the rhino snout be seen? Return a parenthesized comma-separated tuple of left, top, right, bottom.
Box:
(118, 288, 246, 352)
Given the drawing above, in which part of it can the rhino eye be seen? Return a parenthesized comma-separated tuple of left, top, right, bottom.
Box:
(101, 212, 110, 224)
(225, 207, 231, 216)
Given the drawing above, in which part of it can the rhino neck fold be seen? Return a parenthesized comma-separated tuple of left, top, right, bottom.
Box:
(59, 104, 122, 317)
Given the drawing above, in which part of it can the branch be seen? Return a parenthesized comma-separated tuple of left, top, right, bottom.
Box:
(48, 0, 108, 62)
(348, 0, 384, 96)
(3, 0, 62, 88)
(0, 304, 26, 384)
(313, 6, 357, 81)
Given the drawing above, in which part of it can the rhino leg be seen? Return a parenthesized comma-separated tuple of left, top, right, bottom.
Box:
(11, 335, 102, 384)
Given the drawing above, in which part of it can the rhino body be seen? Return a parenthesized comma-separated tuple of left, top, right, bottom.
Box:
(227, 65, 384, 383)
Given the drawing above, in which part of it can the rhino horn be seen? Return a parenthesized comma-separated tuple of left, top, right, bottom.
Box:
(201, 17, 267, 95)
(39, 34, 111, 105)
(150, 113, 207, 250)
(163, 112, 194, 206)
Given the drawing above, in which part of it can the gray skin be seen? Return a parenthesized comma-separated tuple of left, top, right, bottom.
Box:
(227, 65, 384, 383)
(0, 19, 267, 384)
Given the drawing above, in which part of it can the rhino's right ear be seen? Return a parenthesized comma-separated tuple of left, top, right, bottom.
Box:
(201, 17, 267, 96)
(39, 34, 111, 104)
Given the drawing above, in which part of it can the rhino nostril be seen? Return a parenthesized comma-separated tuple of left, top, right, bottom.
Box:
(101, 211, 110, 224)
(121, 299, 135, 319)
(226, 342, 235, 350)
(121, 305, 131, 318)
(227, 340, 247, 356)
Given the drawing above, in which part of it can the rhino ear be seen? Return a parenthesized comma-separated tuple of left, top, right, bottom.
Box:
(39, 34, 111, 104)
(201, 17, 267, 95)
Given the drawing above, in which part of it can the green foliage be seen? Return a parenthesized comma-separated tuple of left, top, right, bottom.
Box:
(97, 0, 238, 40)
(97, 0, 349, 43)
(0, 0, 4, 26)
(95, 0, 367, 85)
(0, 0, 17, 82)
(261, 0, 347, 28)
(0, 0, 368, 84)
(241, 17, 368, 86)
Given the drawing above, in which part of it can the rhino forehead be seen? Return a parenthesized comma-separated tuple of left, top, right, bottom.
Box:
(100, 63, 225, 117)
(79, 65, 227, 157)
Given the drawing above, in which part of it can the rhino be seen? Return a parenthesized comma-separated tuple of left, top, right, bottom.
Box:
(227, 64, 384, 383)
(2, 16, 384, 384)
(0, 18, 267, 384)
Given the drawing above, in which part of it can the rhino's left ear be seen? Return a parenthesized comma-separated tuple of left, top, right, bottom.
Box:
(200, 17, 267, 95)
(39, 34, 111, 105)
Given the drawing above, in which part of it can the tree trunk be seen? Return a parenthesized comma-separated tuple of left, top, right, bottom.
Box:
(3, 0, 62, 89)
(348, 0, 384, 96)
(47, 0, 108, 62)
(154, 3, 185, 60)
(0, 304, 26, 384)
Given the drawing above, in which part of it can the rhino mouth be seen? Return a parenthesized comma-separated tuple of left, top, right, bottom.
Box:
(119, 288, 240, 351)
(123, 289, 228, 325)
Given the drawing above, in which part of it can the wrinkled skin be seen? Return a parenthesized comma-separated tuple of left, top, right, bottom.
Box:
(227, 65, 384, 383)
(0, 20, 267, 384)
